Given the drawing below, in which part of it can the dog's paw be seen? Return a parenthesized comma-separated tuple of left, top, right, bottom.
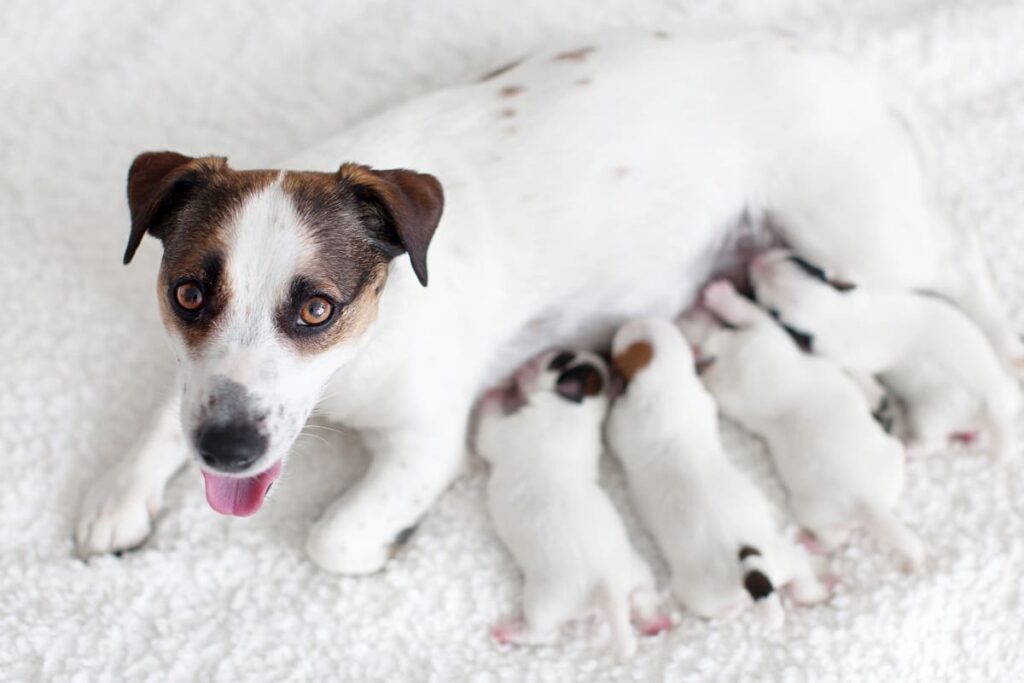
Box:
(306, 516, 392, 575)
(75, 465, 164, 558)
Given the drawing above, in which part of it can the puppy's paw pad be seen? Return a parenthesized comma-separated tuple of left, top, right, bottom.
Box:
(637, 614, 673, 636)
(75, 469, 161, 559)
(797, 530, 826, 555)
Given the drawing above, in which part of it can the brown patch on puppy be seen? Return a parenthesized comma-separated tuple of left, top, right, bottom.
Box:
(554, 46, 595, 62)
(499, 107, 516, 118)
(127, 151, 278, 353)
(479, 59, 522, 82)
(613, 342, 654, 381)
(499, 84, 524, 97)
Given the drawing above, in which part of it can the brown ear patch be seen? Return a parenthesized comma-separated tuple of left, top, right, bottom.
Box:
(613, 341, 653, 381)
(337, 163, 444, 287)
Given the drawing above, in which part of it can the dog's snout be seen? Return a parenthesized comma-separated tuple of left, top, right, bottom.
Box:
(197, 422, 268, 472)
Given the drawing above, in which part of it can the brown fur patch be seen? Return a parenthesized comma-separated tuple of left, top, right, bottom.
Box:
(613, 341, 654, 381)
(499, 107, 516, 118)
(479, 59, 522, 82)
(499, 84, 524, 97)
(129, 153, 277, 353)
(554, 46, 595, 62)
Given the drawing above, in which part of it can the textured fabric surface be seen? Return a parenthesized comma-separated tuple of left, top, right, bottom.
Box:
(2, 1, 1022, 681)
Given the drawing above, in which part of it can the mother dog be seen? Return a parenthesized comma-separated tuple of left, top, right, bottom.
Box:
(76, 31, 1022, 573)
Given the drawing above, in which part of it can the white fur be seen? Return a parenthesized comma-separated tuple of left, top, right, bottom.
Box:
(749, 248, 1022, 460)
(474, 351, 664, 658)
(77, 31, 1021, 571)
(686, 281, 926, 570)
(606, 318, 828, 628)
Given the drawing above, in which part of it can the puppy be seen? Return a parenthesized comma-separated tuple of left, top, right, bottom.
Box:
(683, 281, 925, 570)
(475, 350, 669, 658)
(749, 249, 1021, 460)
(606, 318, 828, 628)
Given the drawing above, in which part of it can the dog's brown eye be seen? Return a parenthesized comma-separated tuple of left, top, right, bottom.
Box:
(299, 296, 333, 326)
(175, 281, 204, 311)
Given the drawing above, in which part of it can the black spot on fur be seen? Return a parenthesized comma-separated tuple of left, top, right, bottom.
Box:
(548, 351, 576, 372)
(744, 571, 774, 601)
(782, 324, 815, 353)
(788, 254, 828, 283)
(394, 525, 418, 546)
(738, 545, 761, 560)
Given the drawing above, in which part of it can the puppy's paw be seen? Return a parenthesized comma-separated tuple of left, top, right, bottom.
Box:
(701, 279, 737, 308)
(636, 613, 673, 636)
(306, 516, 391, 575)
(75, 465, 164, 558)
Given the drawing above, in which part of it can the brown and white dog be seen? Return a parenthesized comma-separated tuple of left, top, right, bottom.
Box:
(76, 31, 1022, 573)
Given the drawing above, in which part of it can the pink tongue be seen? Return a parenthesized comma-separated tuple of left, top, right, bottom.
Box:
(202, 460, 282, 517)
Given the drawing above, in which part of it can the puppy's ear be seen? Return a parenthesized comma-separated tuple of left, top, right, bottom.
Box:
(339, 163, 444, 287)
(124, 151, 226, 264)
(612, 341, 653, 381)
(555, 364, 604, 403)
(829, 278, 857, 292)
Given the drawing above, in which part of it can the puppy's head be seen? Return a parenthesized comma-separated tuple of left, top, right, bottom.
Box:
(748, 248, 855, 344)
(515, 349, 609, 407)
(612, 317, 695, 387)
(124, 151, 443, 516)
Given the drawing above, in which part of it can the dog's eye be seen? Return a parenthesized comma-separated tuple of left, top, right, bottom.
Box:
(175, 281, 204, 312)
(298, 296, 333, 326)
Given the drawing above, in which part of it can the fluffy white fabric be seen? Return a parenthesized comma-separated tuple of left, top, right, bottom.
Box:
(2, 1, 1022, 680)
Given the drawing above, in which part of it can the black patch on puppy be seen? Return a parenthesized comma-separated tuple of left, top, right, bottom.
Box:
(555, 363, 604, 403)
(738, 545, 761, 560)
(781, 323, 815, 353)
(829, 278, 857, 292)
(548, 351, 576, 371)
(787, 254, 829, 283)
(744, 571, 774, 601)
(694, 355, 717, 375)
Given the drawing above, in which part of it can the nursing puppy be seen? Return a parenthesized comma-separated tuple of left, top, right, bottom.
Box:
(475, 350, 669, 658)
(749, 249, 1021, 460)
(607, 318, 828, 628)
(683, 281, 925, 570)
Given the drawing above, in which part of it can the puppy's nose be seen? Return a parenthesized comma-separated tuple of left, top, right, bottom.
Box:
(197, 422, 267, 472)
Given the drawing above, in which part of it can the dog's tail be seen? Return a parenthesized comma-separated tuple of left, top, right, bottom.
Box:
(597, 582, 637, 659)
(738, 546, 784, 629)
(859, 502, 926, 572)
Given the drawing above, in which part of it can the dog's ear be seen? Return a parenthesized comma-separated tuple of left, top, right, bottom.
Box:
(338, 163, 444, 287)
(612, 341, 653, 381)
(124, 151, 226, 264)
(555, 364, 604, 404)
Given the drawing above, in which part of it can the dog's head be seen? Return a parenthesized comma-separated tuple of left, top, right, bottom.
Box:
(612, 317, 697, 388)
(124, 151, 443, 516)
(748, 248, 855, 344)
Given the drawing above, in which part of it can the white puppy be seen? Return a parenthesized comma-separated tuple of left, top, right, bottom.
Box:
(683, 281, 925, 570)
(606, 317, 829, 628)
(749, 249, 1021, 460)
(475, 350, 669, 658)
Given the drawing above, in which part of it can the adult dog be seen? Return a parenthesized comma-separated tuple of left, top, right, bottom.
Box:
(76, 31, 1022, 573)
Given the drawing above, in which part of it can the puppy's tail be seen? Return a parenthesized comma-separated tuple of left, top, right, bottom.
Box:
(859, 502, 926, 572)
(597, 582, 637, 659)
(738, 546, 784, 629)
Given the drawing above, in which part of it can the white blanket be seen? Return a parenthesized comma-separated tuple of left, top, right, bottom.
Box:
(2, 1, 1022, 680)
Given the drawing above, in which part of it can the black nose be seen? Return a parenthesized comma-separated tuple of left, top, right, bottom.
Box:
(196, 422, 268, 472)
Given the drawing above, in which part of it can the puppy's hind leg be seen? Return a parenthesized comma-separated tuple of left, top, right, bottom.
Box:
(76, 392, 188, 558)
(493, 579, 572, 647)
(597, 583, 638, 659)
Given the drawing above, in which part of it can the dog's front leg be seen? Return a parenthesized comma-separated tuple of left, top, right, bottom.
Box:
(76, 393, 188, 557)
(306, 412, 468, 574)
